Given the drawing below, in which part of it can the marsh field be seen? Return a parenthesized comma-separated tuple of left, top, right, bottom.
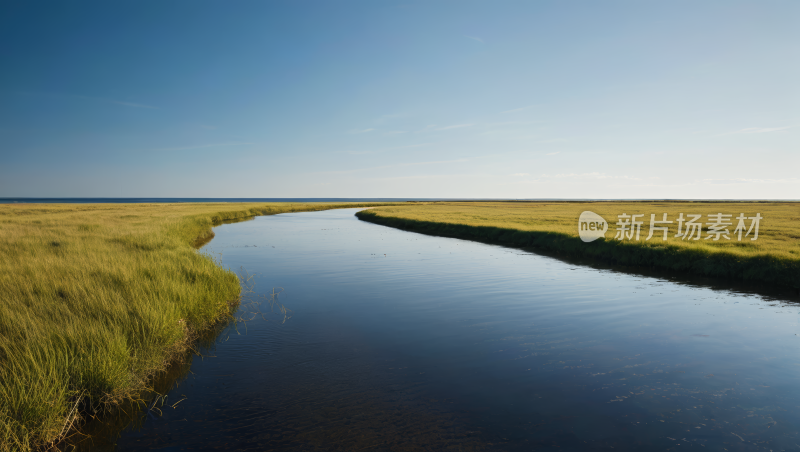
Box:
(1, 200, 799, 451)
(0, 202, 401, 450)
(358, 201, 800, 290)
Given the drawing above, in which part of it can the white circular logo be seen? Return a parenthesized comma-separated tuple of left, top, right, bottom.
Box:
(578, 211, 608, 242)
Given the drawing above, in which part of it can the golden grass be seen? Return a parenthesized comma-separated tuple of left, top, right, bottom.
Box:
(0, 202, 400, 450)
(357, 201, 800, 288)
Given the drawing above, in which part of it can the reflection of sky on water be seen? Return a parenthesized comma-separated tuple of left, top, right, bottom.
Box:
(81, 208, 800, 451)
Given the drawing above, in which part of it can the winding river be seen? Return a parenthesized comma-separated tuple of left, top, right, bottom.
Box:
(86, 208, 800, 451)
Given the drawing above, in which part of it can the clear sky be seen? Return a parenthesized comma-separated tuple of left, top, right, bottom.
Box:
(1, 1, 797, 199)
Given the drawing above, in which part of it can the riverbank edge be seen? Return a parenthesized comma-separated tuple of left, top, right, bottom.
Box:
(355, 209, 800, 290)
(10, 203, 399, 451)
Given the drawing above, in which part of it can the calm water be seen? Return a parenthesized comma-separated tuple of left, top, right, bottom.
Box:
(84, 208, 800, 451)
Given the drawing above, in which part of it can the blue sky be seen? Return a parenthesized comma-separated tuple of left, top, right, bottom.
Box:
(1, 1, 797, 198)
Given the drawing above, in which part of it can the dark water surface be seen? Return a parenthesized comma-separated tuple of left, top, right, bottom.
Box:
(88, 209, 800, 451)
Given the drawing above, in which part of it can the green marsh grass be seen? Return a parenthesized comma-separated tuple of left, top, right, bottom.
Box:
(0, 202, 399, 450)
(357, 201, 800, 289)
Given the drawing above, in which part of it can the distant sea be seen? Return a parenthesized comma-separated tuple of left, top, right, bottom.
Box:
(0, 198, 457, 204)
(1, 198, 795, 204)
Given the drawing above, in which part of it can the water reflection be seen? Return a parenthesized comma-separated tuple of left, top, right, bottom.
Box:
(72, 208, 800, 451)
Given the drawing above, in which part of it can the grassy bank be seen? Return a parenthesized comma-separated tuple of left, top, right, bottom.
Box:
(0, 202, 398, 450)
(356, 202, 800, 289)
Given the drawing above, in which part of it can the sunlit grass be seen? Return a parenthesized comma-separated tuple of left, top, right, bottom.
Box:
(0, 202, 399, 450)
(357, 201, 800, 288)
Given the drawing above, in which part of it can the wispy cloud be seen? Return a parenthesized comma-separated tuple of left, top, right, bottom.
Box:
(392, 143, 433, 150)
(501, 105, 539, 114)
(703, 178, 800, 185)
(614, 177, 800, 191)
(717, 125, 797, 136)
(485, 120, 545, 127)
(385, 130, 406, 135)
(366, 173, 486, 183)
(341, 142, 433, 155)
(151, 142, 253, 152)
(733, 126, 794, 134)
(465, 36, 484, 43)
(546, 151, 561, 156)
(436, 123, 474, 131)
(540, 172, 642, 181)
(416, 124, 474, 133)
(313, 158, 471, 175)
